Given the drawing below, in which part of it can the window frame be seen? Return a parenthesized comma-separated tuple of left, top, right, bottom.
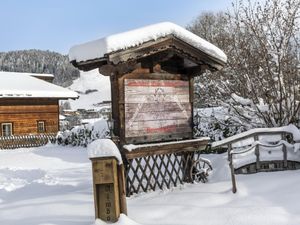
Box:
(2, 123, 13, 137)
(37, 120, 46, 133)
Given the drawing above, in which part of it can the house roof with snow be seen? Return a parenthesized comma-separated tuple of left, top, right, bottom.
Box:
(13, 72, 55, 78)
(0, 71, 78, 99)
(69, 22, 227, 72)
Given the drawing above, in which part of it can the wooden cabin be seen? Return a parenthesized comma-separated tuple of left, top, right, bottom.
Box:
(0, 72, 78, 136)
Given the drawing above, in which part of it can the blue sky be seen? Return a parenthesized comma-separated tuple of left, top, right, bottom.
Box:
(0, 0, 232, 54)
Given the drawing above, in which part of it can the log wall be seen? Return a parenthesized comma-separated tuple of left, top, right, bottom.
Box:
(0, 98, 59, 136)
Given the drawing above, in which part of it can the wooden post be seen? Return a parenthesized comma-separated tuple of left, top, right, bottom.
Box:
(118, 164, 128, 215)
(227, 144, 232, 161)
(254, 135, 260, 170)
(183, 152, 194, 182)
(90, 157, 127, 223)
(282, 133, 288, 168)
(229, 152, 237, 193)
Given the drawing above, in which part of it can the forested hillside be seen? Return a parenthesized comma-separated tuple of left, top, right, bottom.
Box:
(0, 50, 80, 86)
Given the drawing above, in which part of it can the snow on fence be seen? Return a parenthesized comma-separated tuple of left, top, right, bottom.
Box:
(0, 133, 56, 149)
(211, 124, 300, 193)
(212, 125, 300, 171)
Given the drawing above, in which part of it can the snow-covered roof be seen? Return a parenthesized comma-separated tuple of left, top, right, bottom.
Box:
(0, 71, 78, 99)
(27, 73, 54, 78)
(69, 22, 227, 65)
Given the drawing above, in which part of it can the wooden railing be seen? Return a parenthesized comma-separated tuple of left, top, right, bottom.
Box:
(211, 125, 300, 193)
(0, 133, 56, 149)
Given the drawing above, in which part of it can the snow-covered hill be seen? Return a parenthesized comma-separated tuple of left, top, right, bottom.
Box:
(67, 69, 111, 110)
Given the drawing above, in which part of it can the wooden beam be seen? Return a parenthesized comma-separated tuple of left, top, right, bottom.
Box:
(123, 138, 209, 159)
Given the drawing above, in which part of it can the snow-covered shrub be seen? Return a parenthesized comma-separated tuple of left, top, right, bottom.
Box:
(194, 107, 246, 142)
(57, 119, 109, 147)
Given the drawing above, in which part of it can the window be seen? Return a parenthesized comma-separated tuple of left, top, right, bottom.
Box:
(2, 123, 12, 137)
(37, 121, 45, 133)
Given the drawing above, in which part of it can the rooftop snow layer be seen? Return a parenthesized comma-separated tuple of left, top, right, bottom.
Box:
(69, 22, 227, 64)
(212, 124, 300, 148)
(0, 71, 78, 99)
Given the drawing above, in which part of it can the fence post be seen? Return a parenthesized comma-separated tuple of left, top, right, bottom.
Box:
(90, 156, 127, 223)
(254, 135, 260, 170)
(227, 143, 232, 161)
(229, 152, 237, 193)
(282, 133, 288, 168)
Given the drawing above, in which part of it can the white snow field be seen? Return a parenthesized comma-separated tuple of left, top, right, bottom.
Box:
(1, 145, 300, 225)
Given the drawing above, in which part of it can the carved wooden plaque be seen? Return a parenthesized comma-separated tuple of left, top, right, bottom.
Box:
(124, 79, 192, 143)
(91, 158, 120, 222)
(98, 183, 117, 222)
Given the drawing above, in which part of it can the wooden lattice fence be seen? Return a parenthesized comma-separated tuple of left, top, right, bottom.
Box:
(124, 150, 203, 196)
(0, 133, 56, 149)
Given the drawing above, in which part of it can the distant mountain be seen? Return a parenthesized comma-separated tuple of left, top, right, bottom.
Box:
(0, 49, 80, 87)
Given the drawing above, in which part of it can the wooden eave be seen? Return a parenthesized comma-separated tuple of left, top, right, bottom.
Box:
(70, 35, 226, 73)
(70, 57, 107, 72)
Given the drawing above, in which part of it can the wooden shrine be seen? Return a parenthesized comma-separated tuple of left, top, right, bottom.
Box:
(70, 22, 227, 196)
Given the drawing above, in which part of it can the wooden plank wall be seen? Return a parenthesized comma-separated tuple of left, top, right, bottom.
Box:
(0, 98, 59, 136)
(124, 79, 192, 143)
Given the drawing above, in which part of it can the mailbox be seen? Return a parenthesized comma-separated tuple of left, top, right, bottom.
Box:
(90, 157, 120, 222)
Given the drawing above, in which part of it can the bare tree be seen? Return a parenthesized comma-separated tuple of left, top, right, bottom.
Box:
(189, 0, 300, 129)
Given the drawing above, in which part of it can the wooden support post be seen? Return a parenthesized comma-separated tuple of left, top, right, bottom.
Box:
(254, 135, 260, 170)
(118, 164, 128, 215)
(282, 133, 288, 168)
(182, 152, 194, 182)
(90, 157, 127, 223)
(227, 144, 232, 161)
(229, 153, 237, 193)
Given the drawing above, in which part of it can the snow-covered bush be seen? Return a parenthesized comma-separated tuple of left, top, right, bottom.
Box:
(194, 107, 247, 142)
(57, 119, 109, 147)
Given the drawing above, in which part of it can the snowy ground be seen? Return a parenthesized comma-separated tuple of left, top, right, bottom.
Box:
(1, 145, 300, 225)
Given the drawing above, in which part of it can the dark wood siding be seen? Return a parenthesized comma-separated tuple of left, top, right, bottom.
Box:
(0, 98, 59, 136)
